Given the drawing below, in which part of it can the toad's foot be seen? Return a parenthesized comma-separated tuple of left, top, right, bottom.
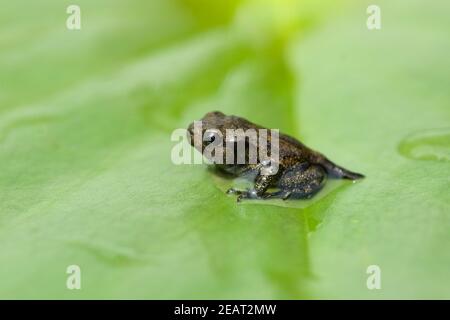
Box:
(226, 188, 244, 195)
(227, 188, 258, 201)
(229, 188, 293, 202)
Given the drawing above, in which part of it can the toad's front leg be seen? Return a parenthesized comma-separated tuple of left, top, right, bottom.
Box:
(234, 174, 277, 202)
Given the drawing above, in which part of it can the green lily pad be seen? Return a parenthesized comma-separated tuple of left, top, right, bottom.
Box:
(0, 0, 448, 299)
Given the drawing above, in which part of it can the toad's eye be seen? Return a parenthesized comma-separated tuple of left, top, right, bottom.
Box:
(205, 132, 214, 141)
(204, 130, 221, 145)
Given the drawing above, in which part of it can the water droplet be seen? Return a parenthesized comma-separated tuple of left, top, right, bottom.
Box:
(398, 127, 450, 162)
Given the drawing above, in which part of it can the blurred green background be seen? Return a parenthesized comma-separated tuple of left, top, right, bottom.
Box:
(0, 0, 449, 299)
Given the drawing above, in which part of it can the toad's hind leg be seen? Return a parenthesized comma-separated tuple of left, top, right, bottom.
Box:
(277, 163, 326, 200)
